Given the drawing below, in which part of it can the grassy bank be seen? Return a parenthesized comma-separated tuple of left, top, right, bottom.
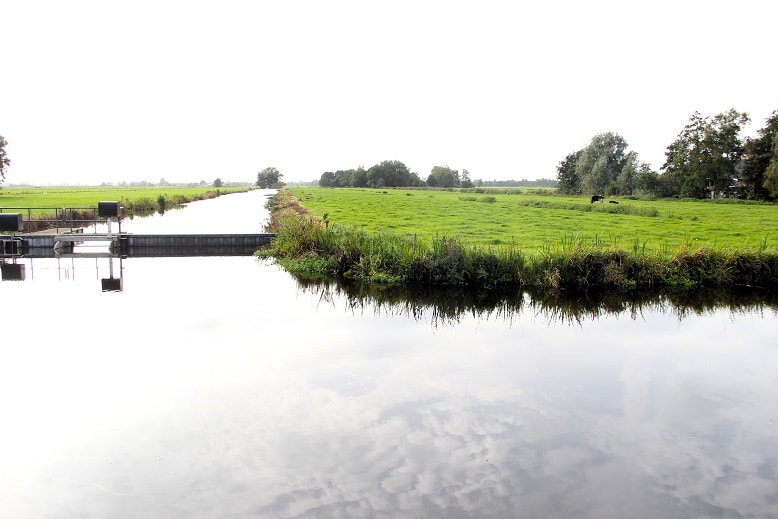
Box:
(289, 186, 777, 252)
(0, 186, 253, 214)
(259, 189, 778, 292)
(0, 185, 254, 230)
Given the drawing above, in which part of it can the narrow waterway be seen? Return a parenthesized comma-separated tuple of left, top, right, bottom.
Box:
(1, 189, 776, 518)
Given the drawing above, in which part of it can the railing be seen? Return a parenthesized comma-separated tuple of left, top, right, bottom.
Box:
(0, 206, 121, 234)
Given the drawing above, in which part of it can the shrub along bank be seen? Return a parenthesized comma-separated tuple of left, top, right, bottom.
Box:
(258, 189, 778, 292)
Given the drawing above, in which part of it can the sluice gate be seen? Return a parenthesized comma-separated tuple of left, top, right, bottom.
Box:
(119, 233, 274, 257)
(1, 233, 275, 258)
(3, 201, 275, 259)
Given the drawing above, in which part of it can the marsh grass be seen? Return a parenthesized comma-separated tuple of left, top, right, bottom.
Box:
(261, 189, 778, 292)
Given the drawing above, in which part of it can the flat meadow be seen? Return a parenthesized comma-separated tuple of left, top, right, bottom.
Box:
(288, 187, 778, 254)
(0, 185, 252, 217)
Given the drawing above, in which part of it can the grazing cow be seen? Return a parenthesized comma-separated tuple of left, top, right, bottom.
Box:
(609, 200, 619, 204)
(590, 195, 604, 204)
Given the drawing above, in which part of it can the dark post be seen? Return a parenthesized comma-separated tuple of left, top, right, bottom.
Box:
(0, 213, 24, 232)
(1, 263, 26, 281)
(98, 201, 121, 218)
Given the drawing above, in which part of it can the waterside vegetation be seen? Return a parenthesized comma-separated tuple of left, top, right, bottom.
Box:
(259, 188, 778, 292)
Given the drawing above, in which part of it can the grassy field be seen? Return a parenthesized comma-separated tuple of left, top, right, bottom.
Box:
(0, 185, 254, 217)
(288, 187, 778, 254)
(260, 187, 778, 291)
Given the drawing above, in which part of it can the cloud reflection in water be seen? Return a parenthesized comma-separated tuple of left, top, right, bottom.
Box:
(0, 256, 776, 518)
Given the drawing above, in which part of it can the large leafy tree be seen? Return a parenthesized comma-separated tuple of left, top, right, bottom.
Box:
(349, 167, 368, 188)
(321, 161, 423, 188)
(460, 169, 473, 188)
(0, 134, 10, 185)
(426, 166, 460, 188)
(632, 165, 663, 196)
(557, 133, 655, 196)
(332, 170, 351, 187)
(615, 151, 639, 195)
(743, 110, 778, 200)
(366, 160, 421, 188)
(556, 133, 630, 195)
(661, 109, 750, 198)
(763, 133, 778, 199)
(662, 111, 706, 197)
(577, 132, 629, 195)
(319, 168, 365, 187)
(257, 166, 283, 188)
(556, 150, 582, 194)
(319, 171, 336, 187)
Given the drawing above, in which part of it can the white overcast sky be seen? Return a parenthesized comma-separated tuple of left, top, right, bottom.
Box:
(1, 0, 776, 185)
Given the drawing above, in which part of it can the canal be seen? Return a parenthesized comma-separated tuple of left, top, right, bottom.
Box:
(1, 189, 776, 518)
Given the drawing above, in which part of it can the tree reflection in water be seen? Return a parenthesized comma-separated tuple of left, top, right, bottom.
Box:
(293, 278, 778, 327)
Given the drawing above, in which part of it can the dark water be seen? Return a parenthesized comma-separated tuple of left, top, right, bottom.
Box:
(1, 190, 777, 518)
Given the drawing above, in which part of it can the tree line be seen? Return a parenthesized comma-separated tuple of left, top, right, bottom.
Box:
(557, 109, 778, 200)
(317, 161, 528, 189)
(318, 160, 426, 188)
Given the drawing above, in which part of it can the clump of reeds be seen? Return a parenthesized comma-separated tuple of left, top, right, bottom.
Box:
(120, 197, 157, 214)
(259, 192, 778, 292)
(517, 199, 659, 217)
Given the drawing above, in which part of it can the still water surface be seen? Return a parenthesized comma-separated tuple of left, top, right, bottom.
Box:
(1, 189, 777, 518)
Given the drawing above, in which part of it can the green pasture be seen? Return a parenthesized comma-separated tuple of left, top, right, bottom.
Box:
(288, 187, 778, 254)
(0, 186, 252, 216)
